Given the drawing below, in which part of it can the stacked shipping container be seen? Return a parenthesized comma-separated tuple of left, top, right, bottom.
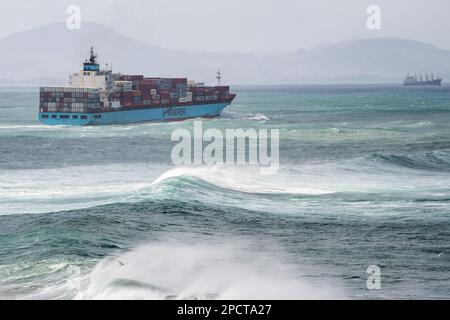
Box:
(115, 76, 231, 108)
(39, 77, 233, 114)
(40, 87, 101, 113)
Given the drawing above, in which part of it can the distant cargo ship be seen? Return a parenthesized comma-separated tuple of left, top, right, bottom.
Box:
(39, 47, 236, 125)
(403, 73, 442, 86)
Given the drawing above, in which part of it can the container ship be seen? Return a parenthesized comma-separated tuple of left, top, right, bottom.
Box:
(39, 47, 236, 125)
(403, 73, 442, 86)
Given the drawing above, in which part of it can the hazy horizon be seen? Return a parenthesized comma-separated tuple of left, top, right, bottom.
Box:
(1, 0, 450, 52)
(3, 21, 449, 55)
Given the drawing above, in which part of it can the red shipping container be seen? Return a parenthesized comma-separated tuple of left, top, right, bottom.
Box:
(172, 78, 187, 84)
(120, 75, 144, 81)
(139, 84, 158, 92)
(140, 79, 158, 85)
(215, 86, 229, 90)
(121, 91, 133, 100)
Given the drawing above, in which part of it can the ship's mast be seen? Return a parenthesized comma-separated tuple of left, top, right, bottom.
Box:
(216, 70, 222, 86)
(89, 46, 97, 64)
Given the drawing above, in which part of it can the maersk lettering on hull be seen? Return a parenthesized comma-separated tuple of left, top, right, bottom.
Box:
(39, 103, 229, 126)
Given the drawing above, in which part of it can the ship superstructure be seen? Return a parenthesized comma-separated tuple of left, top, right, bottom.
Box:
(39, 48, 235, 125)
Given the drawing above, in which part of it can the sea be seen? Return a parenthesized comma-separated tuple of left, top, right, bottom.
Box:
(0, 84, 449, 300)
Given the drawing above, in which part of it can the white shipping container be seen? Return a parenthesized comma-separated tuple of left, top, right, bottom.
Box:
(115, 81, 133, 91)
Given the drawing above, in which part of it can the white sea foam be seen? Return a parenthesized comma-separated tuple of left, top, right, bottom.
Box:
(0, 163, 167, 215)
(220, 112, 270, 121)
(151, 162, 449, 196)
(75, 240, 343, 300)
(0, 122, 174, 138)
(244, 113, 270, 121)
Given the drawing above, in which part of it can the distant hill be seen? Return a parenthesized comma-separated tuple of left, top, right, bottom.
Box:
(1, 22, 450, 85)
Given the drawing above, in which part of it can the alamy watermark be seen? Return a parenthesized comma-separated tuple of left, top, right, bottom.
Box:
(171, 121, 279, 175)
(366, 265, 381, 290)
(366, 5, 381, 30)
(67, 5, 81, 30)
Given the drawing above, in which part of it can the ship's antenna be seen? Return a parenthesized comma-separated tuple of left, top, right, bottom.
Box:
(216, 70, 222, 86)
(90, 46, 97, 64)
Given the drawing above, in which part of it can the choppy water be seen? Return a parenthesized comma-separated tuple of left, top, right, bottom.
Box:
(0, 85, 449, 299)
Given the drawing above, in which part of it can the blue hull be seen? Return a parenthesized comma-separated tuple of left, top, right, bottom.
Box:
(39, 103, 229, 126)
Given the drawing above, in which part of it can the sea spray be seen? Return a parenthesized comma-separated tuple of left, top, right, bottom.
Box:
(75, 240, 343, 300)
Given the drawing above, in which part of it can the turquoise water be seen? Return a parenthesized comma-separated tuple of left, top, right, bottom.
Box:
(0, 85, 449, 299)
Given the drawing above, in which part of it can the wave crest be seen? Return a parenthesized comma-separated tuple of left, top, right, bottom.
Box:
(364, 150, 450, 171)
(75, 241, 342, 300)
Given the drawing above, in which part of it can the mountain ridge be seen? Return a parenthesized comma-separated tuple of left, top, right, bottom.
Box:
(1, 22, 450, 85)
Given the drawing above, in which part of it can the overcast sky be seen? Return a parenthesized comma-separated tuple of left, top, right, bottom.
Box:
(1, 0, 450, 52)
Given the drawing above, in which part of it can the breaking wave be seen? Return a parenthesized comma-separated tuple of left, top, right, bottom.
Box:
(221, 112, 270, 121)
(3, 148, 450, 216)
(75, 241, 342, 300)
(364, 150, 450, 171)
